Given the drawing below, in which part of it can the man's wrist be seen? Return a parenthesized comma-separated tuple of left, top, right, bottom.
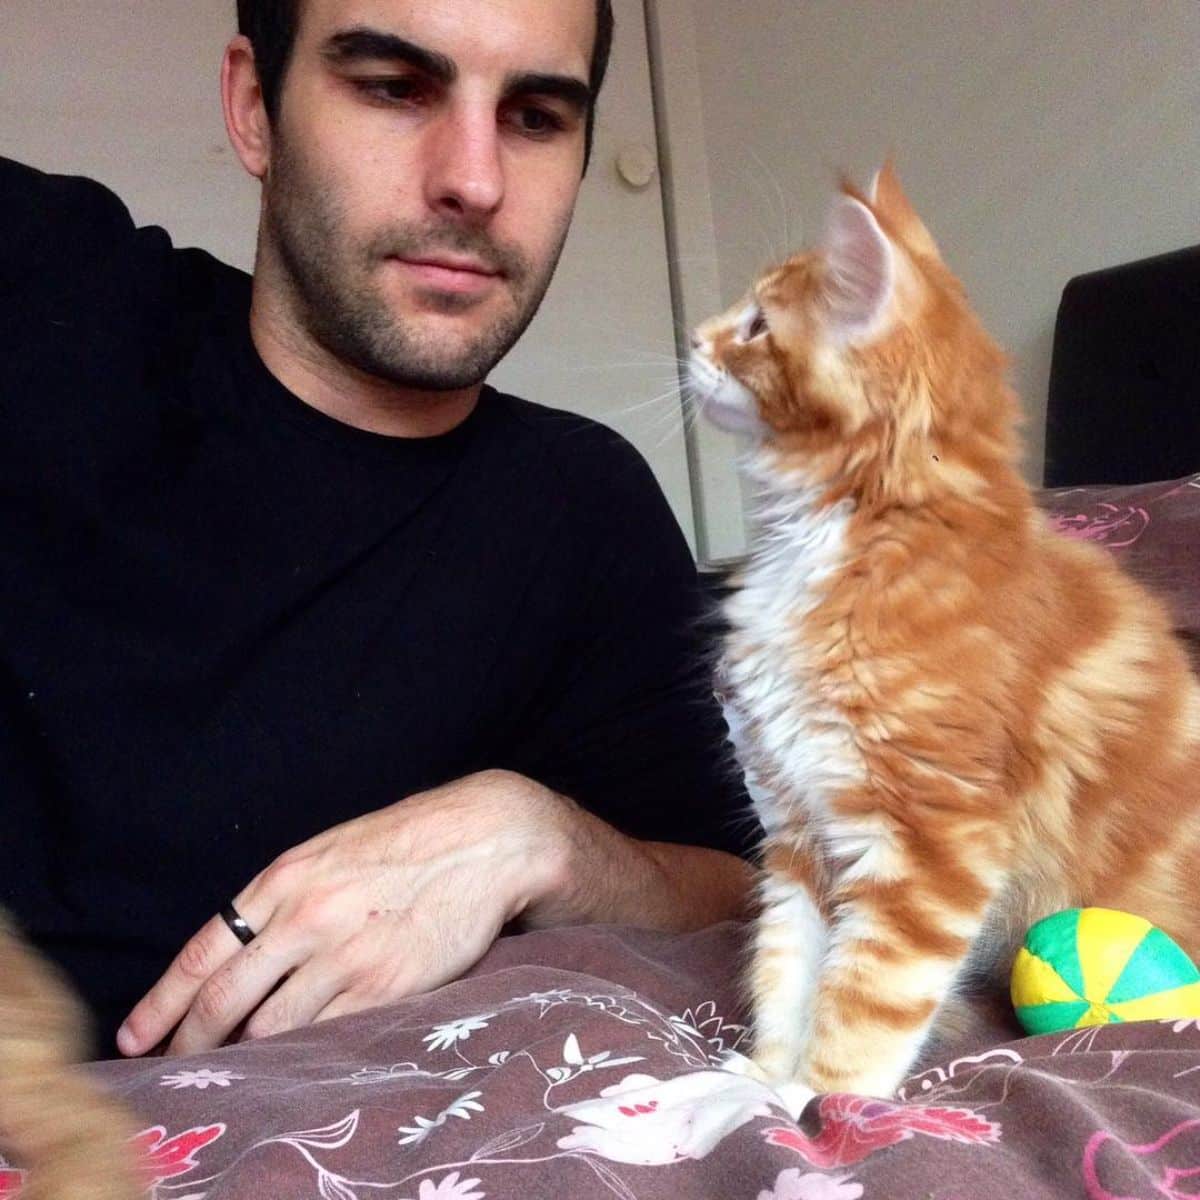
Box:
(464, 769, 575, 921)
(470, 768, 754, 933)
(499, 771, 665, 928)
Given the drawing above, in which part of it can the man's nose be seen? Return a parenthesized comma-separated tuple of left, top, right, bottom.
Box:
(424, 107, 505, 221)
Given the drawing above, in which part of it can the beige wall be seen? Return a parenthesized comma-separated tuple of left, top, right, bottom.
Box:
(687, 0, 1200, 482)
(0, 3, 260, 270)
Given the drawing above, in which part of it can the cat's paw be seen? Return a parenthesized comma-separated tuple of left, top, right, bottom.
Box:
(718, 1052, 816, 1119)
(773, 1080, 817, 1120)
(718, 1049, 771, 1083)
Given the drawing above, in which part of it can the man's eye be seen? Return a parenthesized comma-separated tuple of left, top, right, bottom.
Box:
(508, 105, 566, 137)
(355, 77, 427, 104)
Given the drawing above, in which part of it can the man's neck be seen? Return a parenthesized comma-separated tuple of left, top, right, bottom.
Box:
(248, 298, 481, 440)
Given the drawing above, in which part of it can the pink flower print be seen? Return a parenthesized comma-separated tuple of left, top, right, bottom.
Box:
(1083, 1118, 1200, 1199)
(765, 1094, 1000, 1167)
(1046, 504, 1150, 549)
(0, 1125, 224, 1199)
(757, 1167, 864, 1200)
(131, 1122, 225, 1187)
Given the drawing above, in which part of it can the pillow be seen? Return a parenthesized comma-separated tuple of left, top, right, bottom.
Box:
(1037, 471, 1200, 670)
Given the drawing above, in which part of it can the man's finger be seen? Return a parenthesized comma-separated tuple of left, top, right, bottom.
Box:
(311, 992, 364, 1026)
(164, 928, 303, 1056)
(241, 958, 346, 1041)
(117, 897, 272, 1056)
(117, 913, 241, 1055)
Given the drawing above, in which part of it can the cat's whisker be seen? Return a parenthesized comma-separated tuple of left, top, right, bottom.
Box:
(553, 363, 684, 377)
(744, 148, 788, 266)
(749, 146, 798, 259)
(588, 386, 689, 430)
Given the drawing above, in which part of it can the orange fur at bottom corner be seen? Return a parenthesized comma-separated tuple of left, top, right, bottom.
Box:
(0, 913, 142, 1200)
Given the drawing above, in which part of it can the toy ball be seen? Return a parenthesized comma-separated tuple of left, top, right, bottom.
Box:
(1011, 907, 1200, 1035)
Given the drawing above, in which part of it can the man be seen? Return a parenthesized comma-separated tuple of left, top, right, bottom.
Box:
(0, 0, 754, 1061)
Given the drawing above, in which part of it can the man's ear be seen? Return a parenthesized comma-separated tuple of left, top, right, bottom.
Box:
(221, 35, 271, 181)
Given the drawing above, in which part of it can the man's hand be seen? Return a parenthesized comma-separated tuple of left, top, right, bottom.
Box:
(117, 768, 756, 1057)
(116, 770, 565, 1057)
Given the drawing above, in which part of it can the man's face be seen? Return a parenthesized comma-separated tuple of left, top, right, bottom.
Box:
(260, 0, 595, 391)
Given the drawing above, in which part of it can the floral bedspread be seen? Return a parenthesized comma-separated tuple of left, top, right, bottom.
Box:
(7, 922, 1200, 1200)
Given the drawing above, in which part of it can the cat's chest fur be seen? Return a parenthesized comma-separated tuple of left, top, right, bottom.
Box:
(720, 480, 868, 838)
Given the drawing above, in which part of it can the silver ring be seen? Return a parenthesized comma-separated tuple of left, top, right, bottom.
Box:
(220, 901, 256, 946)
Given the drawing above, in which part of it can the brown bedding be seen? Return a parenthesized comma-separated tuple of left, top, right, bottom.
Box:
(7, 471, 1200, 1199)
(1038, 470, 1200, 669)
(58, 922, 1200, 1199)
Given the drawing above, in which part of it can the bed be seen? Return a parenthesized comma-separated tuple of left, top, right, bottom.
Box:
(16, 249, 1200, 1200)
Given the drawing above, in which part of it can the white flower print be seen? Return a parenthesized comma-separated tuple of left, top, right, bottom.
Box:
(423, 1015, 495, 1052)
(897, 1048, 1024, 1103)
(544, 1033, 644, 1084)
(669, 1001, 749, 1059)
(159, 1068, 246, 1091)
(397, 1091, 485, 1146)
(511, 988, 571, 1010)
(1162, 1017, 1200, 1034)
(758, 1169, 864, 1200)
(405, 1173, 485, 1200)
(352, 1062, 423, 1085)
(557, 1070, 776, 1165)
(396, 1114, 441, 1147)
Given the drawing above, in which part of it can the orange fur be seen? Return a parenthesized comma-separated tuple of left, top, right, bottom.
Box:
(0, 913, 141, 1199)
(693, 164, 1200, 1098)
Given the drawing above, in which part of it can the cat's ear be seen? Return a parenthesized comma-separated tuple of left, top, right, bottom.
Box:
(820, 194, 895, 345)
(871, 161, 941, 262)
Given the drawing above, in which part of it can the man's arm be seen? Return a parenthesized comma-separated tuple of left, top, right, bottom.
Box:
(116, 768, 756, 1058)
(0, 157, 136, 295)
(519, 772, 756, 931)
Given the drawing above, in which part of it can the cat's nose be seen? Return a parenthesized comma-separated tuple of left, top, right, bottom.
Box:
(689, 332, 702, 350)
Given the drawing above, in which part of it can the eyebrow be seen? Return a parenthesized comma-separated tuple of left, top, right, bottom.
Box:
(504, 72, 592, 117)
(321, 27, 592, 115)
(321, 29, 457, 85)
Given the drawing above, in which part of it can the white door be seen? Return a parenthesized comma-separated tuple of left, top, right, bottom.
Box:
(0, 0, 697, 547)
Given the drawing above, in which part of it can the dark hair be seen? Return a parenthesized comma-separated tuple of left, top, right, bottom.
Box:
(236, 0, 614, 172)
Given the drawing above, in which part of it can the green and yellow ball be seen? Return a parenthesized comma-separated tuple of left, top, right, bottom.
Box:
(1011, 908, 1200, 1035)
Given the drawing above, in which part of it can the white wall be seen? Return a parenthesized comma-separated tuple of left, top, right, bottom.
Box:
(687, 0, 1200, 481)
(0, 3, 260, 269)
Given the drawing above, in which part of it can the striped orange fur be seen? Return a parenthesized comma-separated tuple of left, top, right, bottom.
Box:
(691, 164, 1200, 1099)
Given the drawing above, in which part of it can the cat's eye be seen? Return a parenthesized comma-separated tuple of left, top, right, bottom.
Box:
(748, 310, 769, 340)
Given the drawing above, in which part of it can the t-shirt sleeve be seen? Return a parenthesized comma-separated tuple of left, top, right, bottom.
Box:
(505, 425, 760, 860)
(0, 157, 137, 304)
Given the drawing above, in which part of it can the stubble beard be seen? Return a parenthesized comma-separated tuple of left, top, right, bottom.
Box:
(262, 136, 570, 392)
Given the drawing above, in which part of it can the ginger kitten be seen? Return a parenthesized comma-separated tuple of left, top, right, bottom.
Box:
(690, 164, 1200, 1100)
(0, 914, 141, 1199)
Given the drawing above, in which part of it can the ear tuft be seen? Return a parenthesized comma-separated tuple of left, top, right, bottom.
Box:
(821, 195, 895, 345)
(871, 161, 942, 262)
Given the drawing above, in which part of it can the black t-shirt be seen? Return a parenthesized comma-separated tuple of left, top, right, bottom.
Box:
(0, 157, 751, 1052)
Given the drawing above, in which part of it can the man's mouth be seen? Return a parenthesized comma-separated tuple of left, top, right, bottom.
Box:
(391, 255, 503, 296)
